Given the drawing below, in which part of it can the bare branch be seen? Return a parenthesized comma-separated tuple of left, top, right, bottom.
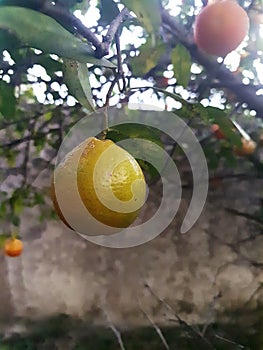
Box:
(225, 207, 263, 225)
(97, 8, 132, 58)
(214, 334, 247, 348)
(101, 308, 126, 350)
(144, 283, 215, 349)
(138, 298, 170, 350)
(41, 2, 102, 49)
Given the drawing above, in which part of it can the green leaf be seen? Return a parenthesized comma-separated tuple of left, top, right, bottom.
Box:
(205, 107, 242, 147)
(99, 0, 120, 26)
(63, 59, 95, 112)
(72, 0, 90, 13)
(0, 233, 10, 248)
(34, 55, 62, 77)
(171, 44, 191, 87)
(11, 214, 20, 227)
(14, 197, 23, 216)
(0, 28, 20, 53)
(0, 6, 115, 68)
(130, 41, 166, 76)
(56, 0, 84, 9)
(105, 123, 164, 180)
(203, 146, 220, 170)
(221, 146, 238, 167)
(121, 0, 161, 38)
(0, 81, 16, 119)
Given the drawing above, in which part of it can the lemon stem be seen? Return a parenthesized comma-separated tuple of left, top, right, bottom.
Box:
(102, 107, 109, 140)
(11, 230, 18, 240)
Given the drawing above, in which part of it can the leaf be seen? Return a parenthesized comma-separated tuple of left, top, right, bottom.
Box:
(34, 55, 62, 77)
(171, 44, 191, 87)
(0, 6, 115, 68)
(121, 0, 161, 38)
(0, 81, 16, 119)
(105, 123, 164, 180)
(73, 0, 91, 13)
(205, 107, 242, 147)
(146, 87, 242, 148)
(203, 146, 220, 170)
(0, 28, 20, 53)
(56, 0, 84, 9)
(14, 196, 23, 215)
(221, 147, 238, 167)
(130, 41, 166, 76)
(0, 233, 10, 248)
(63, 59, 95, 112)
(99, 0, 120, 26)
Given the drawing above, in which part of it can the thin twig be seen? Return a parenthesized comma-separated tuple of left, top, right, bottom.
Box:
(224, 207, 263, 225)
(144, 283, 215, 349)
(214, 334, 246, 348)
(101, 308, 126, 350)
(115, 32, 126, 93)
(138, 298, 170, 350)
(104, 75, 119, 107)
(97, 8, 132, 58)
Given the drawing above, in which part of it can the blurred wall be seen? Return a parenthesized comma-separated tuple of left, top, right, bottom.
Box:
(1, 172, 263, 333)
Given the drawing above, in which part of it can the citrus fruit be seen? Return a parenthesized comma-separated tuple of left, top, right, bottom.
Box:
(51, 137, 147, 236)
(4, 238, 23, 257)
(233, 137, 256, 156)
(211, 124, 225, 140)
(194, 0, 249, 57)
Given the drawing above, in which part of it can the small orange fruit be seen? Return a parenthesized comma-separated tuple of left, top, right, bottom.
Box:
(51, 137, 147, 236)
(194, 0, 249, 57)
(155, 76, 169, 88)
(233, 137, 256, 156)
(211, 124, 226, 139)
(4, 238, 23, 257)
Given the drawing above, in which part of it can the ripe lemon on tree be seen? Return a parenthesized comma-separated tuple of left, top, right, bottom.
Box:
(194, 0, 249, 57)
(51, 137, 147, 236)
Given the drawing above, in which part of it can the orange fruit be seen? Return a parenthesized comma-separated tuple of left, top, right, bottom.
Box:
(4, 238, 23, 257)
(51, 137, 146, 236)
(194, 0, 249, 57)
(233, 137, 256, 156)
(211, 124, 226, 139)
(155, 76, 169, 88)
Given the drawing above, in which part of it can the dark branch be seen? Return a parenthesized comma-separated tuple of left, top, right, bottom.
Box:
(41, 3, 131, 58)
(41, 2, 103, 50)
(96, 8, 131, 58)
(1, 1, 131, 59)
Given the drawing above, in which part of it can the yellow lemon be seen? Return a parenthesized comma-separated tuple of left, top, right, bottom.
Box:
(51, 137, 146, 236)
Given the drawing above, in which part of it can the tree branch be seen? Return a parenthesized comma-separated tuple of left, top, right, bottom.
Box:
(96, 8, 131, 58)
(1, 1, 131, 59)
(101, 308, 126, 350)
(161, 9, 263, 116)
(138, 298, 170, 350)
(144, 283, 215, 349)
